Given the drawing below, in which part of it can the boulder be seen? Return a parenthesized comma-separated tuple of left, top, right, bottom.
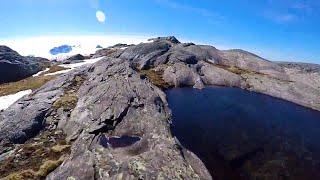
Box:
(0, 46, 47, 83)
(66, 54, 85, 61)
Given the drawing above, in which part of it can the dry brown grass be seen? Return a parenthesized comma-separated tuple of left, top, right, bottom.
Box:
(0, 65, 70, 97)
(0, 75, 56, 96)
(52, 75, 86, 110)
(214, 64, 256, 75)
(139, 69, 172, 89)
(36, 158, 64, 178)
(52, 92, 78, 110)
(41, 65, 69, 75)
(0, 129, 70, 179)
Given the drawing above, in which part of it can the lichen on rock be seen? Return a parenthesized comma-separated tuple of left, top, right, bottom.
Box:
(0, 36, 319, 180)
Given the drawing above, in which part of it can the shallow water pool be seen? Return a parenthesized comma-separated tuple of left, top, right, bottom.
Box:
(166, 87, 320, 180)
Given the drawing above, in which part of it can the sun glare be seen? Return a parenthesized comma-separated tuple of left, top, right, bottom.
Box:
(96, 10, 106, 23)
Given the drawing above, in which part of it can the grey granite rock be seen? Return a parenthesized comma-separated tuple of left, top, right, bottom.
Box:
(46, 57, 211, 180)
(0, 46, 48, 83)
(1, 36, 319, 179)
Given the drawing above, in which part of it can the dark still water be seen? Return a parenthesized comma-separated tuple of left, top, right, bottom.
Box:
(166, 87, 320, 180)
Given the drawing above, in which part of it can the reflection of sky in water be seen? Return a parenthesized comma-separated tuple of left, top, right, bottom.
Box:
(99, 134, 141, 148)
(167, 87, 320, 179)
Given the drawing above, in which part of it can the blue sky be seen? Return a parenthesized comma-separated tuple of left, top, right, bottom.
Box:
(0, 0, 319, 63)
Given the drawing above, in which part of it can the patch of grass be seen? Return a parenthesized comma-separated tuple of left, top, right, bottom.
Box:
(41, 65, 69, 75)
(139, 69, 172, 89)
(52, 75, 86, 110)
(36, 158, 64, 178)
(4, 158, 64, 180)
(214, 64, 257, 75)
(52, 92, 78, 110)
(51, 144, 71, 153)
(0, 65, 70, 97)
(0, 129, 70, 179)
(0, 75, 56, 96)
(4, 170, 36, 180)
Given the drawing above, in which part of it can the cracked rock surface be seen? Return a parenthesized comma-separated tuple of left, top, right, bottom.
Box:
(0, 36, 319, 179)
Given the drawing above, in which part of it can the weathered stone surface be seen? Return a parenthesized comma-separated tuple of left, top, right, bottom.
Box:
(148, 36, 181, 44)
(199, 62, 245, 87)
(277, 61, 320, 73)
(46, 57, 211, 179)
(92, 46, 125, 59)
(65, 54, 85, 61)
(119, 41, 171, 69)
(1, 36, 319, 180)
(116, 37, 319, 111)
(0, 46, 48, 83)
(219, 49, 289, 80)
(0, 71, 85, 146)
(163, 63, 199, 87)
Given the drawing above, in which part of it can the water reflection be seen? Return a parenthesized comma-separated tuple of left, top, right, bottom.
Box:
(99, 134, 141, 148)
(167, 87, 320, 180)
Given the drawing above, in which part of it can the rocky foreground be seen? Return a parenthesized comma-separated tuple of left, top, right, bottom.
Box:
(0, 37, 319, 179)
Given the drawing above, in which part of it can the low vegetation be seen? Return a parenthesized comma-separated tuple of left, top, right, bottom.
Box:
(0, 65, 69, 96)
(0, 72, 85, 180)
(214, 64, 258, 75)
(42, 65, 69, 75)
(52, 75, 86, 110)
(0, 75, 56, 96)
(139, 69, 172, 89)
(52, 92, 78, 110)
(0, 129, 70, 179)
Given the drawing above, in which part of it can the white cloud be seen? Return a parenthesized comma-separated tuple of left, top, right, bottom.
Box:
(96, 10, 106, 23)
(0, 35, 149, 59)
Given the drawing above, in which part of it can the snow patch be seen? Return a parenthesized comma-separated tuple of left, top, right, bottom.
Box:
(32, 68, 50, 77)
(45, 57, 104, 76)
(0, 90, 32, 111)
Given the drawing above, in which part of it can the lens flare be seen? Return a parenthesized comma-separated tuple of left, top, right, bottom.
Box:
(96, 10, 106, 23)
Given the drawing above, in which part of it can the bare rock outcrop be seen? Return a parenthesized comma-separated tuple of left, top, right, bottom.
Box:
(117, 37, 319, 111)
(0, 57, 211, 180)
(0, 36, 319, 179)
(0, 46, 48, 84)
